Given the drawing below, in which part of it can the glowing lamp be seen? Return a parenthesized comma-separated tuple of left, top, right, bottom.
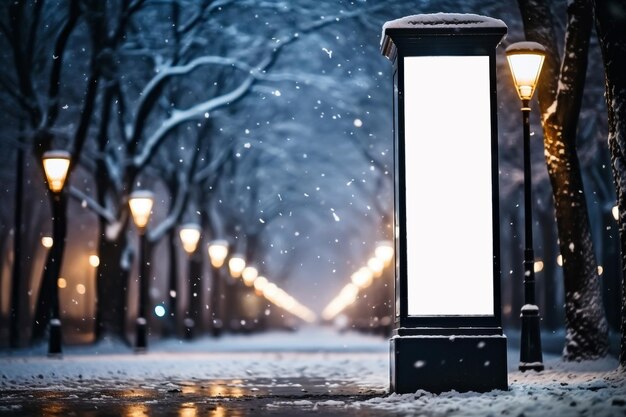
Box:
(253, 276, 268, 293)
(128, 190, 154, 230)
(179, 224, 201, 254)
(351, 267, 374, 289)
(228, 254, 245, 278)
(242, 266, 258, 286)
(375, 241, 394, 267)
(42, 150, 71, 193)
(367, 257, 385, 278)
(208, 240, 229, 268)
(41, 236, 53, 248)
(506, 42, 546, 101)
(381, 13, 508, 393)
(89, 255, 100, 268)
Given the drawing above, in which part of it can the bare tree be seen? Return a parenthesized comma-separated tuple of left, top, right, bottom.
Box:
(594, 0, 626, 367)
(517, 0, 609, 360)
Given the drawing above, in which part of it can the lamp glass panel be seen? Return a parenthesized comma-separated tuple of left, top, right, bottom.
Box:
(403, 55, 494, 316)
(179, 228, 201, 254)
(43, 158, 70, 192)
(128, 197, 153, 228)
(507, 54, 544, 100)
(208, 242, 228, 267)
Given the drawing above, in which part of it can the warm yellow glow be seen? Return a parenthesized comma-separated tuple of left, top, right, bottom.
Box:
(598, 265, 604, 276)
(57, 277, 67, 289)
(557, 254, 563, 267)
(506, 42, 546, 101)
(178, 402, 197, 417)
(253, 276, 268, 292)
(76, 283, 86, 295)
(41, 236, 53, 248)
(533, 260, 544, 273)
(351, 267, 373, 289)
(612, 205, 619, 221)
(228, 255, 245, 278)
(128, 190, 154, 229)
(263, 283, 278, 299)
(124, 404, 149, 417)
(242, 266, 258, 286)
(42, 150, 71, 193)
(210, 406, 226, 417)
(340, 283, 359, 303)
(208, 240, 229, 267)
(367, 257, 384, 278)
(179, 224, 201, 254)
(255, 278, 316, 322)
(321, 283, 360, 321)
(375, 241, 394, 266)
(89, 255, 100, 267)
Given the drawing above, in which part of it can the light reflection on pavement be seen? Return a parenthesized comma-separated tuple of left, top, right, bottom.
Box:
(1, 377, 386, 416)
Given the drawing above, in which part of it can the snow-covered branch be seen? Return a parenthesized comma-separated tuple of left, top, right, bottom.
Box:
(147, 171, 188, 242)
(69, 186, 116, 223)
(133, 72, 256, 170)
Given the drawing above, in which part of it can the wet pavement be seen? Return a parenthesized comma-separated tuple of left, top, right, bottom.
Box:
(1, 377, 388, 416)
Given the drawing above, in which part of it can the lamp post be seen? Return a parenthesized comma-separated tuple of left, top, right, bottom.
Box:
(228, 254, 246, 279)
(41, 151, 71, 356)
(179, 224, 201, 339)
(208, 240, 229, 337)
(242, 266, 258, 287)
(128, 190, 154, 351)
(506, 41, 546, 372)
(381, 14, 508, 393)
(227, 254, 246, 331)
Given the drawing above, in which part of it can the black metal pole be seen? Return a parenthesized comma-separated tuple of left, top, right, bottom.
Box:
(210, 264, 223, 337)
(135, 231, 148, 351)
(184, 255, 195, 340)
(48, 193, 65, 357)
(519, 99, 544, 372)
(9, 146, 24, 348)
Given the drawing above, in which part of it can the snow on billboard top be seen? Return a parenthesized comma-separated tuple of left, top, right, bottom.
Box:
(383, 13, 506, 32)
(380, 13, 507, 59)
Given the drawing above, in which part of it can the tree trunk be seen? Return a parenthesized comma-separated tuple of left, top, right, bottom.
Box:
(189, 248, 204, 333)
(32, 193, 68, 342)
(518, 0, 609, 360)
(164, 230, 179, 337)
(9, 145, 24, 347)
(94, 230, 130, 342)
(594, 0, 626, 367)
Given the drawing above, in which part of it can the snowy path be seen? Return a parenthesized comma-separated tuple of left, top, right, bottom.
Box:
(1, 327, 625, 416)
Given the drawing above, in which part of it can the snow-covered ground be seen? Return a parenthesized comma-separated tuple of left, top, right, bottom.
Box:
(1, 327, 625, 416)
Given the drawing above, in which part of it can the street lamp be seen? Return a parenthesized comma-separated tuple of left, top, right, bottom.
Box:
(41, 150, 71, 357)
(351, 267, 374, 289)
(374, 241, 394, 267)
(228, 254, 246, 278)
(179, 225, 201, 254)
(506, 41, 546, 372)
(242, 266, 258, 287)
(42, 151, 71, 193)
(128, 190, 154, 351)
(208, 240, 229, 337)
(226, 254, 246, 331)
(381, 13, 508, 393)
(367, 257, 385, 278)
(179, 223, 201, 339)
(208, 240, 229, 268)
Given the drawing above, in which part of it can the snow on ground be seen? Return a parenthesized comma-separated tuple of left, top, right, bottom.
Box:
(0, 327, 388, 392)
(1, 327, 625, 416)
